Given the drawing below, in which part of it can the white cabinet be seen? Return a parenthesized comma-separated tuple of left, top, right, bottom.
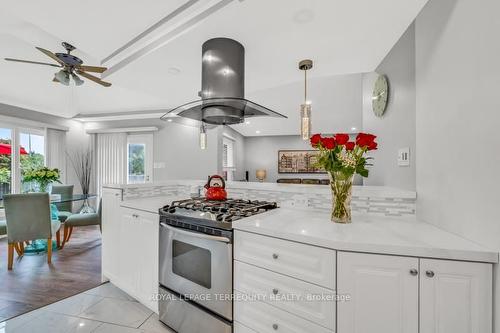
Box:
(101, 188, 122, 282)
(337, 252, 419, 333)
(337, 252, 493, 333)
(234, 291, 332, 333)
(420, 259, 492, 333)
(136, 210, 159, 311)
(234, 230, 335, 333)
(234, 261, 336, 330)
(101, 192, 159, 313)
(116, 207, 159, 312)
(235, 231, 336, 289)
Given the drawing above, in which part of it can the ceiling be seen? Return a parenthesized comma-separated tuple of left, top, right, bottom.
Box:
(0, 0, 428, 134)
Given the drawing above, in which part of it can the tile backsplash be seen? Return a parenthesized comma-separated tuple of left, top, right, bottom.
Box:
(122, 183, 415, 217)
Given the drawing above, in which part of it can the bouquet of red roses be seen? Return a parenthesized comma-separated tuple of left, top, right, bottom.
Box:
(310, 133, 377, 178)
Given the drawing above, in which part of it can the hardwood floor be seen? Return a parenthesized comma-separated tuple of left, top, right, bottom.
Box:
(0, 225, 102, 322)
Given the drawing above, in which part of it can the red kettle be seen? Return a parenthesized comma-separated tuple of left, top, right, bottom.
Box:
(205, 175, 227, 201)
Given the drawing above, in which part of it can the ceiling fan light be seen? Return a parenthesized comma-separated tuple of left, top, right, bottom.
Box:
(55, 70, 70, 86)
(72, 73, 84, 86)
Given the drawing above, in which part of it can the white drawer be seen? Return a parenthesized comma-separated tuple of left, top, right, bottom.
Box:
(234, 291, 334, 333)
(234, 261, 336, 330)
(234, 231, 336, 289)
(234, 322, 258, 333)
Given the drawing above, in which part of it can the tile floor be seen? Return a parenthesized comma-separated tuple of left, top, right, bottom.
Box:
(0, 283, 174, 333)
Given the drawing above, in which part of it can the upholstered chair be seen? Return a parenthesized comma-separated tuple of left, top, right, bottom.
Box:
(61, 198, 101, 249)
(51, 185, 74, 222)
(3, 193, 61, 270)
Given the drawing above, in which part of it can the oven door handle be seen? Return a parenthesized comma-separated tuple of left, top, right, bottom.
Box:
(160, 223, 231, 243)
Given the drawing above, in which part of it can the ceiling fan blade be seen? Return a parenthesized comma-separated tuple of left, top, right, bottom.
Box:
(78, 65, 107, 73)
(35, 47, 64, 65)
(4, 58, 61, 68)
(76, 70, 112, 87)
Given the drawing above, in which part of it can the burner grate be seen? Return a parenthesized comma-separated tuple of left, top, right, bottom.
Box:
(163, 198, 278, 223)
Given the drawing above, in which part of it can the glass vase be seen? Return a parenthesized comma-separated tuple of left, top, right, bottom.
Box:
(79, 197, 95, 214)
(38, 181, 51, 193)
(329, 171, 354, 223)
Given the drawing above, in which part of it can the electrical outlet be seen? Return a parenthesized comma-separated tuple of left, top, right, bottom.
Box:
(398, 147, 410, 166)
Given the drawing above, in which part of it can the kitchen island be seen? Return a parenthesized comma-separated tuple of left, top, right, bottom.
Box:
(101, 181, 497, 333)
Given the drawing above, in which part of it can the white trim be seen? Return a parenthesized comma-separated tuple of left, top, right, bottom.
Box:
(0, 114, 69, 131)
(74, 112, 165, 122)
(86, 127, 158, 134)
(101, 0, 235, 77)
(222, 132, 236, 141)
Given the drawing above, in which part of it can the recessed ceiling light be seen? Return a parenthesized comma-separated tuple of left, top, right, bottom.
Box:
(168, 67, 181, 75)
(167, 119, 173, 122)
(255, 130, 261, 134)
(293, 9, 315, 24)
(245, 120, 251, 125)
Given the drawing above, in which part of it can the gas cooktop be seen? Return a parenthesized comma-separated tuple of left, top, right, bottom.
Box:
(159, 198, 278, 231)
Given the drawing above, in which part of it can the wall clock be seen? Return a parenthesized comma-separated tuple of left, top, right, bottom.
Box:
(372, 74, 389, 117)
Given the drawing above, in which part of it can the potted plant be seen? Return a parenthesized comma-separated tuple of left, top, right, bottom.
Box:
(0, 168, 10, 195)
(23, 167, 61, 193)
(310, 133, 378, 223)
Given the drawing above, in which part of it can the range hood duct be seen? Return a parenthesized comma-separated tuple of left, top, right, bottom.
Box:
(161, 38, 286, 125)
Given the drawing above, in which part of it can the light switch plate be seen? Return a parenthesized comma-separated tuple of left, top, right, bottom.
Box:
(398, 147, 410, 166)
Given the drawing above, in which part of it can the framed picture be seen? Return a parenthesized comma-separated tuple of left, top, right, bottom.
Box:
(278, 150, 325, 174)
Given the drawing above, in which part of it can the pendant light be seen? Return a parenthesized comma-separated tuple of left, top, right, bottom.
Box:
(299, 59, 313, 140)
(199, 123, 207, 150)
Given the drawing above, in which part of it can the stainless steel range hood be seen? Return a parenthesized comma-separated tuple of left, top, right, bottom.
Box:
(161, 38, 287, 125)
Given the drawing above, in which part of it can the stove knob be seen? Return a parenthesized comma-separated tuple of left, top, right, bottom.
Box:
(272, 324, 279, 330)
(272, 288, 279, 295)
(272, 253, 279, 260)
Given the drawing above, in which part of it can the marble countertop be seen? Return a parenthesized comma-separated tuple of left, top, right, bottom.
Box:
(118, 194, 496, 263)
(233, 208, 498, 263)
(120, 196, 183, 214)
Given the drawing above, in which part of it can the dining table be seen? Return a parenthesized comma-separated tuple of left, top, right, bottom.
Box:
(0, 194, 97, 254)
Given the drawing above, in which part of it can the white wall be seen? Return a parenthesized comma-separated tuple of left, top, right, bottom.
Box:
(415, 0, 500, 330)
(155, 122, 219, 181)
(362, 23, 416, 191)
(232, 74, 363, 137)
(84, 119, 220, 182)
(244, 135, 362, 184)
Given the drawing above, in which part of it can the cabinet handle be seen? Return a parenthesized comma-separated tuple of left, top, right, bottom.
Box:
(272, 288, 279, 295)
(409, 269, 418, 276)
(425, 270, 435, 278)
(272, 253, 279, 259)
(272, 324, 278, 330)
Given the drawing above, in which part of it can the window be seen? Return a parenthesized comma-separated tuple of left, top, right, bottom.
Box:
(127, 134, 153, 184)
(222, 136, 235, 181)
(0, 128, 13, 196)
(0, 125, 45, 197)
(20, 130, 45, 192)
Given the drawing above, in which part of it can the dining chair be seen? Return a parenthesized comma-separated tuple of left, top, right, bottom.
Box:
(61, 198, 101, 249)
(0, 219, 6, 236)
(3, 193, 61, 270)
(51, 185, 74, 222)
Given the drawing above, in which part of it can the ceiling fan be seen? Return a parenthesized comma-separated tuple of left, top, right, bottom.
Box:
(4, 42, 111, 87)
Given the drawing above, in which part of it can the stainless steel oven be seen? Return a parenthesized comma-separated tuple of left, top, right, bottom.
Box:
(159, 220, 233, 333)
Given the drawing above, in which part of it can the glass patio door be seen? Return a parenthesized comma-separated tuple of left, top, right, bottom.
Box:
(127, 134, 153, 184)
(0, 128, 13, 197)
